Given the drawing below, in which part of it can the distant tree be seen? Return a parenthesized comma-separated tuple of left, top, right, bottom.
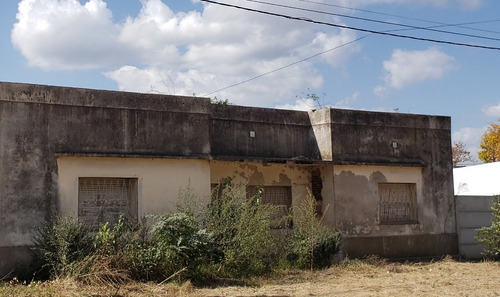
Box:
(210, 96, 229, 105)
(452, 141, 473, 167)
(479, 120, 500, 163)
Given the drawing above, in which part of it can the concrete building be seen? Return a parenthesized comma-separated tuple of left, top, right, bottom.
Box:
(0, 82, 457, 277)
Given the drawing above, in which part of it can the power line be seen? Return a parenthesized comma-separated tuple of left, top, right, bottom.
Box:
(202, 36, 367, 97)
(200, 0, 500, 51)
(295, 0, 500, 36)
(242, 0, 500, 42)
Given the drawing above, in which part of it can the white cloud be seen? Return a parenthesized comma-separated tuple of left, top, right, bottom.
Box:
(452, 126, 486, 161)
(374, 47, 456, 96)
(482, 102, 500, 117)
(334, 91, 359, 109)
(275, 98, 317, 111)
(12, 0, 129, 70)
(12, 0, 361, 107)
(358, 0, 482, 10)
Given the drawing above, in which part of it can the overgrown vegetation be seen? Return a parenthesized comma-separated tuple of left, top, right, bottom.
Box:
(33, 183, 341, 285)
(34, 216, 94, 278)
(476, 195, 500, 259)
(288, 193, 341, 271)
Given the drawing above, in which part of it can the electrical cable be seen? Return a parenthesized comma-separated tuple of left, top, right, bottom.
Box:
(295, 0, 500, 36)
(242, 0, 500, 42)
(202, 36, 367, 97)
(200, 0, 500, 51)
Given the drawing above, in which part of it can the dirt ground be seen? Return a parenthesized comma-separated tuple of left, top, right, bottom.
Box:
(2, 258, 500, 297)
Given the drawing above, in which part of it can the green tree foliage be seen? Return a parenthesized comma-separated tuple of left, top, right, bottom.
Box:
(476, 196, 500, 259)
(479, 120, 500, 163)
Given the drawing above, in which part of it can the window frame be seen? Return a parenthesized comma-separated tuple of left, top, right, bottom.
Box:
(78, 177, 138, 229)
(378, 182, 418, 225)
(247, 185, 293, 229)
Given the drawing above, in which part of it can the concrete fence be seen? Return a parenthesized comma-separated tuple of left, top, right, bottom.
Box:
(455, 195, 494, 259)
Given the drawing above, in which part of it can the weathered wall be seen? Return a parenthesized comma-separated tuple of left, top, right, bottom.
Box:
(210, 105, 319, 160)
(57, 157, 211, 219)
(316, 109, 457, 257)
(308, 109, 333, 161)
(0, 82, 457, 276)
(330, 165, 424, 236)
(209, 160, 313, 208)
(330, 110, 455, 232)
(326, 109, 456, 257)
(0, 82, 211, 277)
(455, 195, 494, 259)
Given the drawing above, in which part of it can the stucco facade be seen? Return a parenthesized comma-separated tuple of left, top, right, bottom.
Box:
(0, 82, 457, 277)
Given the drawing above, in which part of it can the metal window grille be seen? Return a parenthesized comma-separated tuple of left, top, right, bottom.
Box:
(78, 177, 138, 229)
(247, 186, 292, 228)
(378, 183, 418, 224)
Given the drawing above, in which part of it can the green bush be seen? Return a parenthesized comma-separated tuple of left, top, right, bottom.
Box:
(150, 212, 221, 281)
(205, 183, 281, 277)
(33, 216, 94, 278)
(287, 193, 341, 270)
(33, 184, 342, 283)
(476, 196, 500, 259)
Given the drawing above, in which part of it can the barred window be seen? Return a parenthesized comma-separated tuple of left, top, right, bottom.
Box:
(378, 183, 418, 225)
(78, 177, 138, 229)
(247, 186, 292, 228)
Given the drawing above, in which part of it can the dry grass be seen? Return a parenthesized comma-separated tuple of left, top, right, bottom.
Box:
(2, 258, 500, 297)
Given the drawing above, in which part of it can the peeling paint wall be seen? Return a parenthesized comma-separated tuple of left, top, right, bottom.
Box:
(0, 82, 457, 275)
(0, 82, 211, 263)
(331, 165, 424, 236)
(210, 161, 314, 207)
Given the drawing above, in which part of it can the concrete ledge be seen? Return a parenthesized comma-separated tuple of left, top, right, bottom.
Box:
(343, 233, 458, 259)
(0, 246, 35, 280)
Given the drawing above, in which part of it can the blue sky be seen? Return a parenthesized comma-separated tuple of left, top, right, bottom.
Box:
(1, 0, 500, 162)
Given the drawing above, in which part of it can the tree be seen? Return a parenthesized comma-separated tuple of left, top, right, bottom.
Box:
(452, 141, 473, 167)
(479, 120, 500, 163)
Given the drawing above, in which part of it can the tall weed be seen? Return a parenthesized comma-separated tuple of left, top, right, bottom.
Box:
(288, 192, 341, 270)
(206, 183, 281, 277)
(33, 216, 94, 278)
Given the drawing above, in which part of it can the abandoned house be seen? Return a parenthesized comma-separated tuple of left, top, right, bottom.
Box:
(0, 82, 457, 276)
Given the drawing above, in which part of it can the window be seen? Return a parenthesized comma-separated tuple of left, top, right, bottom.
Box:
(378, 183, 418, 225)
(247, 186, 292, 228)
(78, 177, 138, 229)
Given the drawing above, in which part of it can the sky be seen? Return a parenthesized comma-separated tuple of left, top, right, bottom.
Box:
(1, 0, 500, 163)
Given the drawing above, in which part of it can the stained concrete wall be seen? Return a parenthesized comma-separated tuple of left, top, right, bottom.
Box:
(325, 109, 456, 258)
(0, 82, 211, 277)
(330, 165, 424, 236)
(209, 160, 313, 208)
(329, 165, 457, 258)
(329, 109, 455, 233)
(455, 195, 494, 259)
(0, 82, 456, 276)
(210, 104, 319, 160)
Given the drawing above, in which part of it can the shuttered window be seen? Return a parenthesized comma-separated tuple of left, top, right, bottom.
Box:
(78, 177, 138, 229)
(378, 183, 418, 225)
(247, 186, 292, 228)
